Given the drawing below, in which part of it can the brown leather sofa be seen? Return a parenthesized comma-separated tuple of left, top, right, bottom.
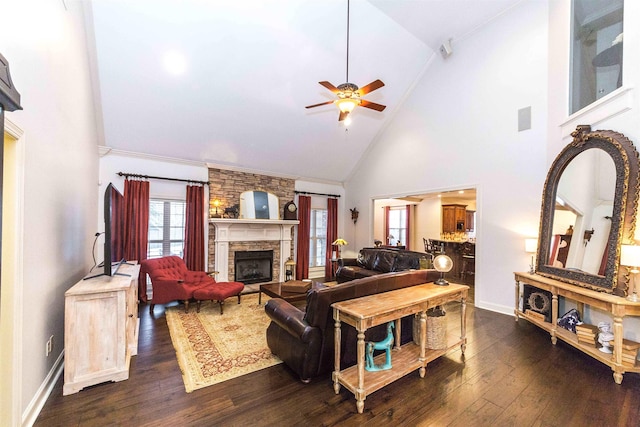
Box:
(335, 247, 431, 283)
(264, 269, 440, 382)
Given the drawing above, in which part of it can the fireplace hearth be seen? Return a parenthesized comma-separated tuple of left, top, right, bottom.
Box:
(234, 250, 273, 284)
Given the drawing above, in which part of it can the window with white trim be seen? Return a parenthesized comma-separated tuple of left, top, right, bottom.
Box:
(148, 199, 186, 259)
(388, 207, 407, 246)
(309, 208, 327, 267)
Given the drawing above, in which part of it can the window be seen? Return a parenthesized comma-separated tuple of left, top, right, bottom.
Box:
(388, 207, 407, 246)
(309, 208, 327, 267)
(148, 199, 186, 259)
(570, 0, 623, 114)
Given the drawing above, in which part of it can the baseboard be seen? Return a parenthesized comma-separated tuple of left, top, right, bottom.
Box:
(22, 350, 64, 427)
(475, 300, 514, 317)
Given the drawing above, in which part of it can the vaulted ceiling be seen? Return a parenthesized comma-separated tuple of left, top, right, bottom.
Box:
(89, 0, 522, 183)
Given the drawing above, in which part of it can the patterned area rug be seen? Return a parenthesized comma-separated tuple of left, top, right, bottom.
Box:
(165, 293, 281, 392)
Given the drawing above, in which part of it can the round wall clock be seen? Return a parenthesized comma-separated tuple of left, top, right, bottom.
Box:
(283, 201, 297, 220)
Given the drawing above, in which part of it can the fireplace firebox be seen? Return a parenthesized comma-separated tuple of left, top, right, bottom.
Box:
(234, 250, 273, 284)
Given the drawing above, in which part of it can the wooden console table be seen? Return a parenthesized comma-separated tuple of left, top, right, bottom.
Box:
(514, 272, 640, 384)
(332, 282, 468, 413)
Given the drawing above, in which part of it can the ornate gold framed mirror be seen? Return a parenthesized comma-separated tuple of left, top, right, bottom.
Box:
(536, 125, 639, 296)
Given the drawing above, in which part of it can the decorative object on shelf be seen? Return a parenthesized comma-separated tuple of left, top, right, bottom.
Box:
(209, 198, 222, 218)
(365, 322, 394, 372)
(566, 225, 574, 235)
(350, 207, 359, 224)
(575, 323, 598, 346)
(284, 257, 296, 281)
(557, 308, 581, 333)
(523, 285, 552, 322)
(387, 234, 394, 245)
(620, 244, 640, 301)
(525, 238, 538, 274)
(597, 322, 614, 354)
(223, 204, 239, 218)
(283, 200, 298, 220)
(332, 238, 348, 259)
(433, 254, 453, 286)
(374, 239, 382, 247)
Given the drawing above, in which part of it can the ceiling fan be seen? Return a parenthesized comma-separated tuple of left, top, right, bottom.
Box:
(305, 0, 386, 122)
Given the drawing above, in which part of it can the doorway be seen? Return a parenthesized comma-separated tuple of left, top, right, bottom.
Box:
(373, 188, 477, 303)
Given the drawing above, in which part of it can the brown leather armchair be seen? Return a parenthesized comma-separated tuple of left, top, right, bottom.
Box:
(140, 256, 214, 313)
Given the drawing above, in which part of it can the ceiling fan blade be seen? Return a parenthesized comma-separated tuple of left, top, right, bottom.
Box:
(338, 111, 349, 122)
(357, 79, 385, 96)
(360, 99, 386, 112)
(319, 81, 340, 93)
(305, 100, 335, 109)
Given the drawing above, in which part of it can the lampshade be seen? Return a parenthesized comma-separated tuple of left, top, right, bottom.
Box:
(336, 98, 359, 113)
(285, 257, 296, 266)
(525, 238, 538, 254)
(433, 254, 453, 273)
(332, 238, 348, 246)
(620, 244, 640, 267)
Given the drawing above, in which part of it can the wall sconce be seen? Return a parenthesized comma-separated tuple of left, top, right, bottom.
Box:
(583, 228, 595, 246)
(620, 244, 640, 302)
(350, 207, 359, 224)
(525, 238, 538, 274)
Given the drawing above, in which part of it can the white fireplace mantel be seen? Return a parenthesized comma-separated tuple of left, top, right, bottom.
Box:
(210, 218, 299, 282)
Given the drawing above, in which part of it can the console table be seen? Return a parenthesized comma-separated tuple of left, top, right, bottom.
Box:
(332, 282, 468, 413)
(63, 262, 140, 395)
(514, 272, 640, 384)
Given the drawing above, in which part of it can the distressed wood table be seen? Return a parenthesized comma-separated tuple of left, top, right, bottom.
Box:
(332, 282, 469, 413)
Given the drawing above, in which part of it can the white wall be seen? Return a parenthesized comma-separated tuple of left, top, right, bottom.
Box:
(345, 1, 549, 314)
(546, 0, 640, 336)
(0, 1, 100, 425)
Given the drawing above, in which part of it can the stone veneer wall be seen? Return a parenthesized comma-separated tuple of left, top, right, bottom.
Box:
(207, 168, 296, 275)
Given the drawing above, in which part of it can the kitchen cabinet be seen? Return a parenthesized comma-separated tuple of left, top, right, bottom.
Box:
(442, 204, 466, 233)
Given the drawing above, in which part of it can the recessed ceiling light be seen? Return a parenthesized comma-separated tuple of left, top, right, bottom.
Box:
(458, 190, 464, 194)
(163, 50, 187, 75)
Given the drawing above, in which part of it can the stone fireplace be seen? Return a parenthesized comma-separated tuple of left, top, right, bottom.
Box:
(210, 218, 297, 283)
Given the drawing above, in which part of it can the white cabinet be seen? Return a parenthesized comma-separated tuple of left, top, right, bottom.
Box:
(63, 263, 140, 395)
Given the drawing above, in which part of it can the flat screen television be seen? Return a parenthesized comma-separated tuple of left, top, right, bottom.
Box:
(104, 183, 126, 276)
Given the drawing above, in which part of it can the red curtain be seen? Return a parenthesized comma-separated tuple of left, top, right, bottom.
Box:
(405, 204, 411, 249)
(296, 195, 311, 280)
(184, 184, 205, 272)
(384, 206, 390, 244)
(325, 198, 338, 279)
(123, 179, 150, 301)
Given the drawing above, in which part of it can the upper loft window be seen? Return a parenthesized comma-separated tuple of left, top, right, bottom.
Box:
(570, 0, 623, 114)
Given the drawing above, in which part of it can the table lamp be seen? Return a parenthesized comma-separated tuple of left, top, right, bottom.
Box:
(620, 244, 640, 302)
(332, 238, 348, 260)
(525, 238, 538, 274)
(433, 254, 453, 286)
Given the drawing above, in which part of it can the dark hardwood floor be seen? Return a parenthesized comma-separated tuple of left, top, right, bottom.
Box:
(36, 297, 640, 426)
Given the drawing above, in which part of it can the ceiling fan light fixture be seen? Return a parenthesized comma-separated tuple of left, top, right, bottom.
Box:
(337, 98, 359, 113)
